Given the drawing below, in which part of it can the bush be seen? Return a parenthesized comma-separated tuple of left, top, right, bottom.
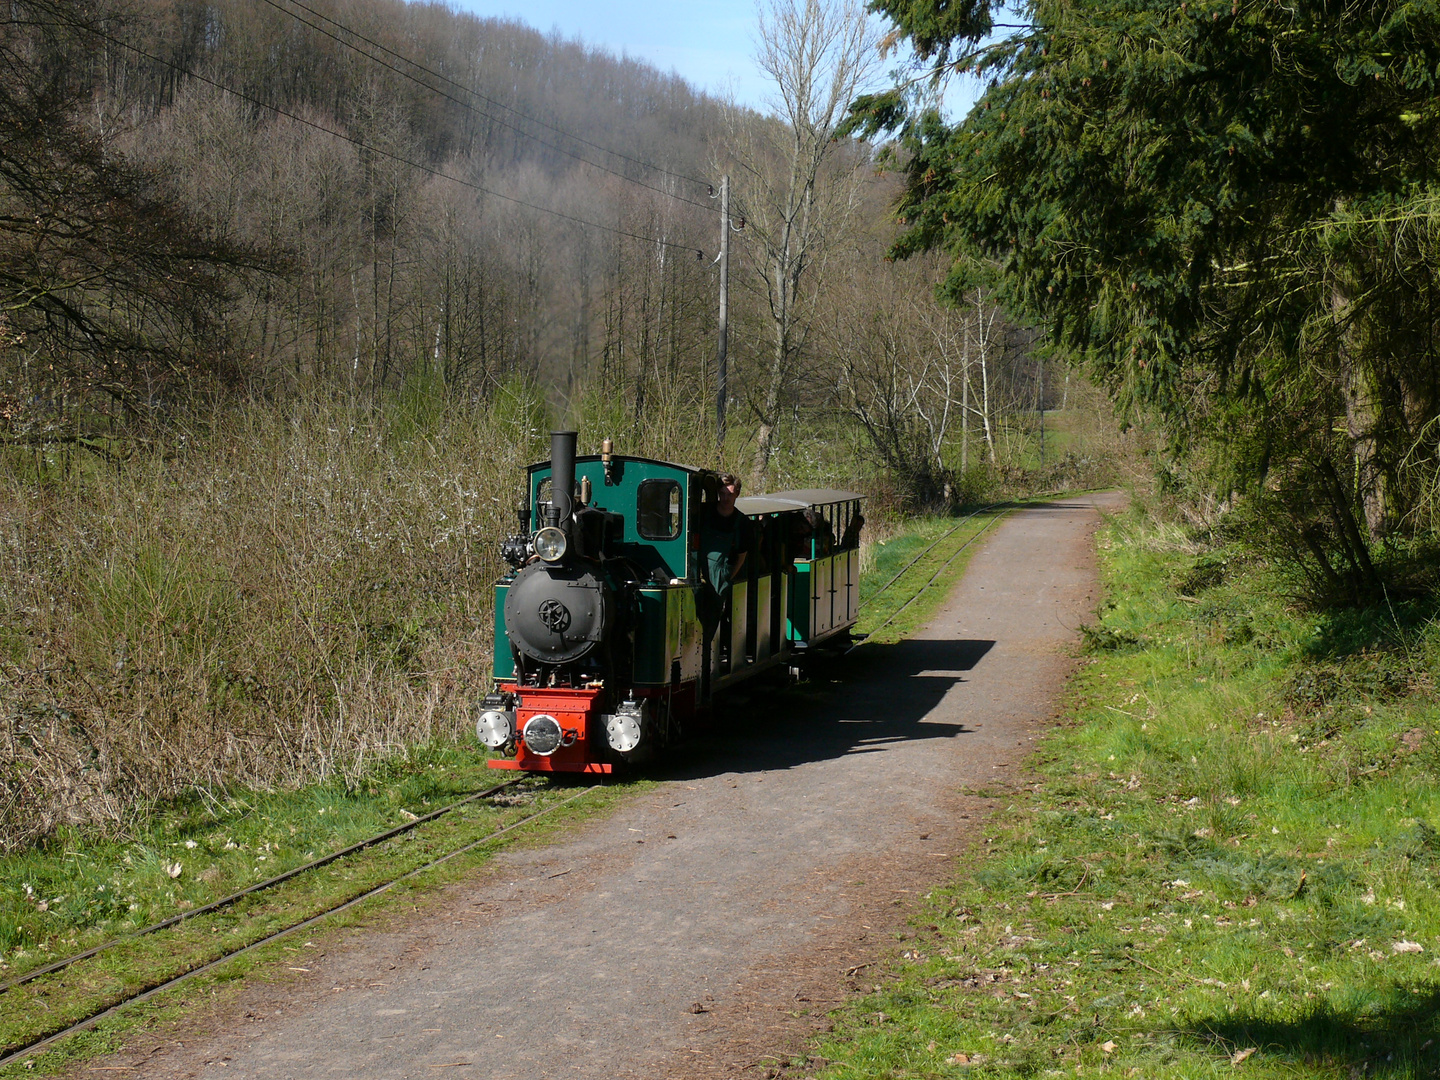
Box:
(0, 392, 547, 850)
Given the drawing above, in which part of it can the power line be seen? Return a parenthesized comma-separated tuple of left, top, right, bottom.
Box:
(255, 0, 712, 210)
(257, 0, 714, 207)
(78, 25, 707, 256)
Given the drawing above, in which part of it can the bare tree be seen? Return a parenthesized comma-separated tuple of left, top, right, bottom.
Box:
(827, 253, 964, 508)
(721, 0, 878, 484)
(0, 1, 275, 449)
(960, 289, 1001, 466)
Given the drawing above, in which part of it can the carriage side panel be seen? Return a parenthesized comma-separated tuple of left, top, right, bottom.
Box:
(788, 562, 812, 642)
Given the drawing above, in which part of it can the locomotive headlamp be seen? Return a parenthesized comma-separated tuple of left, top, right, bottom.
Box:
(521, 714, 564, 756)
(533, 526, 568, 562)
(475, 708, 515, 749)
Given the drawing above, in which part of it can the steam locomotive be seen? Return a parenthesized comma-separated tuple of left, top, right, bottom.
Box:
(477, 431, 863, 773)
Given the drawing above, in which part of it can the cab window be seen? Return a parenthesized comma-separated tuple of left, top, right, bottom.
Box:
(637, 479, 682, 540)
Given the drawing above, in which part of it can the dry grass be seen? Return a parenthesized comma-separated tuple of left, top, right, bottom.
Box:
(0, 390, 547, 851)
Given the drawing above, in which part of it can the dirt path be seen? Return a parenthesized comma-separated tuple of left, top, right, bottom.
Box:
(102, 494, 1120, 1080)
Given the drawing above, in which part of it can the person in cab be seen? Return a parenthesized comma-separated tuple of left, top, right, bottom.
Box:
(697, 472, 752, 656)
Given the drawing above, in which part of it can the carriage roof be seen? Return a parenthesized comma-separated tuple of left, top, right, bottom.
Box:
(524, 453, 861, 516)
(736, 489, 864, 515)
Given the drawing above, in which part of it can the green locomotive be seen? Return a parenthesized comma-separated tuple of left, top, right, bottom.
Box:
(476, 431, 863, 773)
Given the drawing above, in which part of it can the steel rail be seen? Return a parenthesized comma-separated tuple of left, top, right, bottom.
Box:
(854, 491, 1073, 643)
(858, 504, 997, 611)
(848, 507, 1010, 652)
(0, 783, 604, 1070)
(0, 777, 534, 995)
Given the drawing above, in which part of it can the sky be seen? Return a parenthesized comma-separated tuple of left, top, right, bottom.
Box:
(448, 0, 982, 117)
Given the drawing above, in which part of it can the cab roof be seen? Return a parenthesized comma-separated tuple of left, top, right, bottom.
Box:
(735, 488, 864, 515)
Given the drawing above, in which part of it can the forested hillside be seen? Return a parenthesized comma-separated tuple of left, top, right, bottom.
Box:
(1, 0, 1093, 481)
(5, 0, 720, 419)
(0, 0, 1125, 849)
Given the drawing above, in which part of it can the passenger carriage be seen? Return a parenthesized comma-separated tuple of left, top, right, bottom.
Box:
(476, 432, 862, 773)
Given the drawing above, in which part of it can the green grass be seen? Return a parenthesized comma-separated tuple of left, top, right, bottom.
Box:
(817, 506, 1440, 1079)
(858, 510, 1012, 646)
(0, 745, 495, 972)
(0, 744, 649, 1073)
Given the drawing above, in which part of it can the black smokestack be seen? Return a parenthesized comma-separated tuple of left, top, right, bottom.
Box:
(550, 430, 577, 524)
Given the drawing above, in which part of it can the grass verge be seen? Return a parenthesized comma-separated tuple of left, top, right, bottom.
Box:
(856, 508, 1012, 647)
(815, 503, 1440, 1079)
(0, 746, 647, 1075)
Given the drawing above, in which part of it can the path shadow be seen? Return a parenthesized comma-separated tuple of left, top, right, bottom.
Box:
(1175, 986, 1440, 1076)
(654, 638, 995, 780)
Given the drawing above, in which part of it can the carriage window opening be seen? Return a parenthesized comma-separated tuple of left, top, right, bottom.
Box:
(842, 501, 860, 549)
(817, 506, 836, 556)
(637, 480, 682, 540)
(535, 477, 552, 523)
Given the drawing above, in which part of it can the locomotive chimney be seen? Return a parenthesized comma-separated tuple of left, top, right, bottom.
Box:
(550, 430, 577, 524)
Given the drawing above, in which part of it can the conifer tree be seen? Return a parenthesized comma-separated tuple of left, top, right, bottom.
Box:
(854, 0, 1440, 601)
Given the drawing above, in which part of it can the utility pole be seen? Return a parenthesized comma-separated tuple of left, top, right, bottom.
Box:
(715, 174, 729, 453)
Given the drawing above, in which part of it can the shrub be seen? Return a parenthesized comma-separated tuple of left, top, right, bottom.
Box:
(0, 393, 546, 850)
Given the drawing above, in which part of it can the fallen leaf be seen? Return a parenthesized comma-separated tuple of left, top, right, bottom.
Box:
(1101, 1040, 1117, 1053)
(948, 1053, 970, 1065)
(165, 863, 183, 879)
(1231, 1047, 1257, 1064)
(1393, 940, 1425, 954)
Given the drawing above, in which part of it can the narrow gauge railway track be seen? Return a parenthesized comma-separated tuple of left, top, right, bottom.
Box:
(3, 504, 1037, 1068)
(0, 777, 534, 996)
(0, 780, 603, 1070)
(858, 503, 1000, 612)
(850, 503, 1008, 650)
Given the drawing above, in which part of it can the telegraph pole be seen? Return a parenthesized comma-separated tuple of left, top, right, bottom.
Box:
(715, 174, 729, 452)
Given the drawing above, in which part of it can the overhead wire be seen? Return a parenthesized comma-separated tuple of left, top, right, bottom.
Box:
(268, 0, 711, 187)
(255, 0, 715, 208)
(76, 24, 708, 255)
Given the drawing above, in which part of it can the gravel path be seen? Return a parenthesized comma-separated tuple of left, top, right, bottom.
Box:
(112, 494, 1120, 1080)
